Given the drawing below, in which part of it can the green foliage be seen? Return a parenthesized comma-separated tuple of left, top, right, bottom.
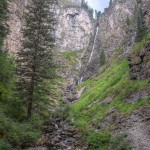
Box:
(87, 130, 111, 149)
(0, 51, 15, 102)
(81, 0, 94, 18)
(135, 7, 148, 42)
(0, 139, 12, 150)
(95, 10, 101, 20)
(62, 51, 77, 64)
(100, 49, 106, 66)
(126, 15, 131, 26)
(86, 131, 131, 150)
(109, 0, 113, 6)
(133, 32, 150, 53)
(0, 112, 41, 148)
(70, 59, 149, 130)
(0, 0, 8, 49)
(109, 133, 131, 150)
(16, 0, 58, 119)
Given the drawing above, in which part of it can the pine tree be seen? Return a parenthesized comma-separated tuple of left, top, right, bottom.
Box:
(0, 0, 8, 49)
(135, 7, 147, 42)
(100, 50, 106, 66)
(109, 0, 113, 6)
(16, 0, 58, 119)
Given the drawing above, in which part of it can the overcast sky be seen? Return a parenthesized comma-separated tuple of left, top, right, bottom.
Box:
(86, 0, 109, 12)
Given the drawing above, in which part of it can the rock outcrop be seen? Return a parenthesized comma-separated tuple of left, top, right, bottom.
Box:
(83, 0, 150, 79)
(56, 7, 93, 51)
(97, 0, 150, 60)
(5, 0, 31, 52)
(6, 0, 93, 53)
(128, 39, 150, 80)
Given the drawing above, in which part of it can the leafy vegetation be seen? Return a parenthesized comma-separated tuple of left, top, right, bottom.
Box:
(0, 0, 61, 148)
(81, 0, 94, 18)
(62, 51, 78, 64)
(69, 48, 149, 148)
(132, 32, 150, 53)
(0, 0, 8, 49)
(16, 0, 58, 119)
(100, 49, 106, 66)
(135, 7, 148, 42)
(87, 131, 131, 150)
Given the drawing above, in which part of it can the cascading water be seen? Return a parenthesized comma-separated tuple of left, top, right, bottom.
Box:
(78, 25, 99, 84)
(78, 76, 83, 84)
(86, 26, 99, 68)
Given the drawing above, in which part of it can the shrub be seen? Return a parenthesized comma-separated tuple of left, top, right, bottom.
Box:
(87, 130, 111, 149)
(0, 139, 12, 150)
(109, 133, 131, 150)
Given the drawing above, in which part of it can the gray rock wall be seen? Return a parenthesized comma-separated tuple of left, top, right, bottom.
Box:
(6, 0, 93, 53)
(98, 0, 137, 60)
(56, 7, 93, 51)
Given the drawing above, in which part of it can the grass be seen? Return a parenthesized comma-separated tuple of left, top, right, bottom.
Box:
(69, 56, 149, 148)
(132, 32, 150, 54)
(61, 51, 78, 64)
(86, 131, 131, 150)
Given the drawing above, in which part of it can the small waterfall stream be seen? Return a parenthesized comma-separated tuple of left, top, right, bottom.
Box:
(78, 25, 99, 84)
(86, 26, 99, 68)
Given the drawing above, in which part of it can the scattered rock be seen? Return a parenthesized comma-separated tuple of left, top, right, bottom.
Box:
(128, 39, 150, 80)
(25, 117, 88, 150)
(125, 88, 150, 104)
(101, 97, 113, 105)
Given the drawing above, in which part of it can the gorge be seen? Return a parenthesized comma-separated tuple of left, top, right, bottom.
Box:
(0, 0, 150, 150)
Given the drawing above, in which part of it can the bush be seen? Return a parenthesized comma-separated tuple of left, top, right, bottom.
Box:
(109, 133, 131, 150)
(0, 139, 12, 150)
(0, 112, 41, 147)
(86, 131, 131, 150)
(87, 130, 111, 149)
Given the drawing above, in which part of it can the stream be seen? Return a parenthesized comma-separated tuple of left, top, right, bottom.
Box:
(24, 117, 88, 150)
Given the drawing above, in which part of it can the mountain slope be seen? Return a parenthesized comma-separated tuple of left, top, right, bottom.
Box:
(69, 32, 150, 149)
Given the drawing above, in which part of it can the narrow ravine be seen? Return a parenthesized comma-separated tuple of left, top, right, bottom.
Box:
(24, 117, 88, 150)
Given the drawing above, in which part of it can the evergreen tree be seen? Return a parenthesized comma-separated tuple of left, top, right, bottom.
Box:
(0, 0, 8, 49)
(100, 50, 106, 66)
(81, 0, 94, 18)
(126, 15, 130, 26)
(135, 7, 147, 42)
(109, 0, 113, 6)
(16, 0, 58, 119)
(95, 10, 101, 20)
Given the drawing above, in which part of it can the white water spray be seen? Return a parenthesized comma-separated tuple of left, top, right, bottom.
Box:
(78, 26, 99, 84)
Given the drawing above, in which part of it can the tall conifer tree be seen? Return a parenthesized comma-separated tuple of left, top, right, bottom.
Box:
(16, 0, 58, 119)
(136, 7, 147, 42)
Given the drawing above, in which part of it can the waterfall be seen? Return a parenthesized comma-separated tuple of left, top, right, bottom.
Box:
(86, 26, 99, 67)
(78, 76, 83, 84)
(78, 26, 99, 84)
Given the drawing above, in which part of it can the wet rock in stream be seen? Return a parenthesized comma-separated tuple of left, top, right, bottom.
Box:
(24, 118, 88, 150)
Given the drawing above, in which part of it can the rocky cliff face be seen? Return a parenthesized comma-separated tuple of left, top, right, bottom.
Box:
(101, 0, 150, 58)
(98, 0, 137, 59)
(128, 38, 150, 80)
(5, 0, 31, 52)
(56, 7, 93, 51)
(83, 0, 150, 79)
(6, 0, 93, 53)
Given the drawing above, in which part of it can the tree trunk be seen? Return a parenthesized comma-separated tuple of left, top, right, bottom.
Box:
(27, 100, 32, 120)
